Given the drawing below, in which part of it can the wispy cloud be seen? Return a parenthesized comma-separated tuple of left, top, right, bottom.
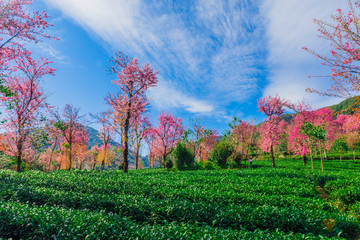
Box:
(148, 79, 215, 114)
(195, 0, 265, 103)
(260, 0, 350, 108)
(42, 0, 264, 116)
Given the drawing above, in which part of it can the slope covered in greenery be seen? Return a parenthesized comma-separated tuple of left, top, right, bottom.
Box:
(281, 96, 360, 123)
(327, 96, 360, 115)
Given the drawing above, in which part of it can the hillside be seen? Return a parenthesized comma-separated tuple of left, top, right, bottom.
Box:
(328, 96, 360, 115)
(281, 96, 360, 123)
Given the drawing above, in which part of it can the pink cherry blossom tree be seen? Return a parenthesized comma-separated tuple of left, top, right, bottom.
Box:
(0, 0, 56, 92)
(258, 95, 288, 167)
(152, 112, 183, 167)
(0, 51, 54, 172)
(287, 102, 315, 165)
(304, 1, 360, 98)
(106, 51, 158, 173)
(230, 121, 256, 161)
(198, 130, 219, 161)
(343, 114, 360, 160)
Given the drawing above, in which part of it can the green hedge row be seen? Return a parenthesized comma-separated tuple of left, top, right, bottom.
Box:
(0, 200, 331, 240)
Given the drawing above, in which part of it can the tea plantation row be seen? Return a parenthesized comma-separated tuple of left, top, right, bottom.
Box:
(0, 159, 359, 239)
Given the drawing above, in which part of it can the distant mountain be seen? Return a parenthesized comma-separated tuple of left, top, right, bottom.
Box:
(85, 126, 119, 149)
(85, 126, 149, 168)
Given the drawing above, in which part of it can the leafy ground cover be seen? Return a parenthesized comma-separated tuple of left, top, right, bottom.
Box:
(0, 159, 359, 239)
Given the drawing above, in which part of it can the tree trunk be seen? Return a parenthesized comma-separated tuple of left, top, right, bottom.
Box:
(353, 149, 356, 161)
(270, 145, 275, 168)
(16, 155, 22, 173)
(101, 160, 105, 172)
(320, 148, 324, 173)
(163, 154, 167, 168)
(302, 155, 307, 166)
(101, 148, 107, 172)
(123, 109, 131, 173)
(309, 148, 314, 171)
(135, 145, 140, 170)
(48, 146, 55, 172)
(68, 145, 72, 170)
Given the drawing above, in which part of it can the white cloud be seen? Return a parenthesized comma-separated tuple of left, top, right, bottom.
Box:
(42, 0, 266, 115)
(260, 0, 350, 107)
(42, 0, 214, 114)
(148, 80, 214, 114)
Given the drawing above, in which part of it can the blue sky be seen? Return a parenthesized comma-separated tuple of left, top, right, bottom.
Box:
(30, 0, 349, 134)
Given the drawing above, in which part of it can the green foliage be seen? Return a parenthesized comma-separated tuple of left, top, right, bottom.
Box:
(173, 143, 194, 170)
(0, 159, 359, 239)
(164, 156, 173, 169)
(0, 153, 11, 170)
(332, 138, 349, 152)
(194, 160, 221, 170)
(209, 141, 233, 168)
(223, 116, 242, 137)
(328, 96, 360, 115)
(30, 127, 51, 151)
(300, 121, 327, 141)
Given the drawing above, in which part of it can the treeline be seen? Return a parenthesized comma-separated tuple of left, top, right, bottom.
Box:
(150, 96, 360, 173)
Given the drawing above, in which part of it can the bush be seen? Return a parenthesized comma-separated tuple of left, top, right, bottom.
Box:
(209, 141, 233, 168)
(194, 160, 221, 170)
(173, 143, 195, 170)
(164, 157, 173, 169)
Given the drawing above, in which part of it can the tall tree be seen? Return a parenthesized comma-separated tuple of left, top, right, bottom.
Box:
(106, 51, 158, 173)
(258, 95, 288, 167)
(287, 102, 315, 165)
(153, 112, 183, 167)
(301, 121, 328, 173)
(198, 130, 219, 162)
(0, 52, 54, 172)
(230, 121, 256, 163)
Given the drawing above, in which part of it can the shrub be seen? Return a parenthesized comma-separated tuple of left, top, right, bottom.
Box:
(173, 143, 195, 170)
(164, 157, 173, 169)
(194, 160, 221, 170)
(209, 141, 233, 168)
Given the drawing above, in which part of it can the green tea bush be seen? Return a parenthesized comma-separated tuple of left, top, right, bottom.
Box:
(194, 160, 221, 170)
(0, 159, 359, 239)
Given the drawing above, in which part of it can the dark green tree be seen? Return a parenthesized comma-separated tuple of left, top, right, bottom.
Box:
(173, 142, 195, 170)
